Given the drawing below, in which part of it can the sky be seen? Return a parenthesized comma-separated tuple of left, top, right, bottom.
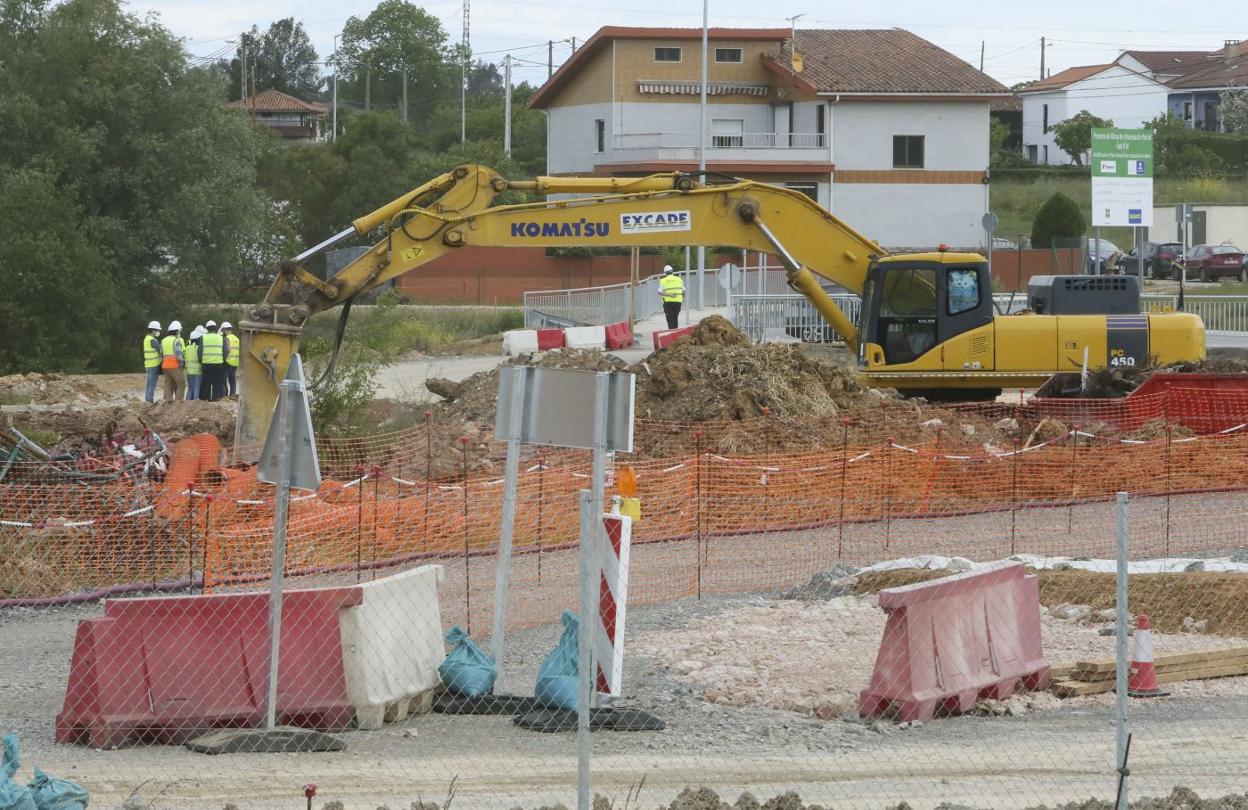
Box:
(163, 0, 1242, 91)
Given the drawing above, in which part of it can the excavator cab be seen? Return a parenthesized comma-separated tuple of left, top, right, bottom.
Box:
(858, 254, 993, 368)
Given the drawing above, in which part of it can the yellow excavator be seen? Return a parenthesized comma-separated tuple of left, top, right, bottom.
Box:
(236, 164, 1205, 447)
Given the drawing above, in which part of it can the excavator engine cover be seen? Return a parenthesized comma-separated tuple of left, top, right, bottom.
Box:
(1028, 275, 1140, 315)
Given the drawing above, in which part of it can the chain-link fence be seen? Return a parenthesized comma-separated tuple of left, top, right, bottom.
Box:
(4, 404, 1248, 809)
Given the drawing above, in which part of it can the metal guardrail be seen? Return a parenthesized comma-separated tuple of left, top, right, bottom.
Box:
(732, 292, 1248, 344)
(523, 266, 783, 328)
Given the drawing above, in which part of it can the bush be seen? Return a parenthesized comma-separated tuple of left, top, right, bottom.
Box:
(1030, 192, 1085, 248)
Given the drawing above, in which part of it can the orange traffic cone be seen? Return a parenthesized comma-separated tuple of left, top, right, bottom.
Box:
(1127, 614, 1169, 697)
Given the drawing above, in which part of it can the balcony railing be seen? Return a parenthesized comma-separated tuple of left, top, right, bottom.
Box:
(613, 132, 826, 150)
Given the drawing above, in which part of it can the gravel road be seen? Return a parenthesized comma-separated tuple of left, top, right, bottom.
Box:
(6, 587, 1248, 810)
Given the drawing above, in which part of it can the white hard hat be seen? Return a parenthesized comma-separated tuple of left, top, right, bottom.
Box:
(205, 320, 217, 328)
(220, 321, 233, 330)
(663, 265, 674, 274)
(168, 320, 182, 332)
(147, 320, 161, 331)
(190, 327, 204, 339)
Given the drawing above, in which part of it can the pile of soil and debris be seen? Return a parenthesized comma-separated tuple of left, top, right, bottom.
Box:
(2, 400, 236, 447)
(424, 317, 1043, 455)
(0, 373, 109, 405)
(1071, 354, 1248, 399)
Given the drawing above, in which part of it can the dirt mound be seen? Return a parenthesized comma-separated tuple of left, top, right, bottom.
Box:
(1073, 356, 1248, 399)
(0, 373, 107, 405)
(2, 400, 236, 447)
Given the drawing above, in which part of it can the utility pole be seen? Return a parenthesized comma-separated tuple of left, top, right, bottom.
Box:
(980, 40, 985, 72)
(239, 33, 247, 103)
(1040, 36, 1046, 82)
(697, 0, 708, 311)
(402, 67, 409, 123)
(548, 40, 553, 79)
(461, 0, 470, 143)
(504, 53, 513, 156)
(331, 35, 339, 140)
(571, 36, 576, 52)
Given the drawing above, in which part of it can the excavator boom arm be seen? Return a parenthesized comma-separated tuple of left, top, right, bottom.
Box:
(237, 166, 882, 451)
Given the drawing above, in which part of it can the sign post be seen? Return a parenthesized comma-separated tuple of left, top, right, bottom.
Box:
(1091, 128, 1154, 276)
(256, 355, 321, 731)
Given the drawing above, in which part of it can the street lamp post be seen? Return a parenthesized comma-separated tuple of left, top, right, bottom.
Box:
(696, 0, 708, 311)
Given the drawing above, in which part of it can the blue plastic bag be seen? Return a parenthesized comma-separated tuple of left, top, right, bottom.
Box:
(0, 735, 37, 810)
(27, 769, 88, 810)
(438, 626, 497, 698)
(534, 609, 581, 711)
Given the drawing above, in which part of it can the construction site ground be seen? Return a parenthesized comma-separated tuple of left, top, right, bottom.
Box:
(6, 525, 1248, 810)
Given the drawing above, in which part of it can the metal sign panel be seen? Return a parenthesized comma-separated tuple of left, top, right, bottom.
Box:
(1091, 128, 1154, 227)
(495, 367, 635, 452)
(257, 355, 322, 492)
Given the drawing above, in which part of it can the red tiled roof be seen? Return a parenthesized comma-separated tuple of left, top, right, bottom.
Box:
(1168, 57, 1248, 89)
(530, 26, 789, 109)
(1018, 64, 1111, 93)
(1120, 50, 1215, 73)
(228, 89, 328, 115)
(769, 29, 1009, 95)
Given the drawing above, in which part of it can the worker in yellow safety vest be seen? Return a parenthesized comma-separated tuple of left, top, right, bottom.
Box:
(185, 326, 204, 400)
(222, 321, 239, 398)
(142, 320, 162, 403)
(159, 321, 186, 403)
(658, 265, 684, 329)
(200, 320, 227, 402)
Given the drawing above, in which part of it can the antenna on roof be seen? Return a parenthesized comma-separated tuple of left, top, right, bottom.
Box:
(785, 13, 805, 73)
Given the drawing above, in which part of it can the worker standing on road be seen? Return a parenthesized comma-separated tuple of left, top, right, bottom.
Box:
(222, 322, 239, 399)
(142, 321, 163, 403)
(659, 265, 684, 330)
(185, 326, 204, 401)
(159, 321, 187, 403)
(200, 320, 227, 402)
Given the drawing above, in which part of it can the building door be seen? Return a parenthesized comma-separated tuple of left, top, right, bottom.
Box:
(712, 118, 744, 147)
(1027, 145, 1038, 163)
(1192, 210, 1207, 246)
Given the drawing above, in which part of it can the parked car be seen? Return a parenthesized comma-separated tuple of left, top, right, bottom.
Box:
(1114, 242, 1184, 278)
(1086, 239, 1121, 274)
(1185, 244, 1247, 282)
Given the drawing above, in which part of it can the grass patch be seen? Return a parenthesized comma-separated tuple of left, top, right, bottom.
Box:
(301, 304, 522, 363)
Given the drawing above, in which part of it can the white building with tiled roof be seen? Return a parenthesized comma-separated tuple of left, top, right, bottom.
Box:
(529, 26, 1010, 248)
(227, 89, 328, 142)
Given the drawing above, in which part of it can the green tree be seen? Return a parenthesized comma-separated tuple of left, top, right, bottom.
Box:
(1050, 110, 1113, 166)
(336, 0, 453, 126)
(223, 18, 322, 101)
(1030, 192, 1085, 248)
(1146, 113, 1226, 175)
(0, 0, 288, 370)
(1221, 87, 1248, 133)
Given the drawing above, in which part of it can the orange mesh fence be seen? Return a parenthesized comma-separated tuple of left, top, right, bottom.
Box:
(7, 420, 1248, 620)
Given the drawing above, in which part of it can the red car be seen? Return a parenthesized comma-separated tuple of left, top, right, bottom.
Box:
(1185, 244, 1247, 282)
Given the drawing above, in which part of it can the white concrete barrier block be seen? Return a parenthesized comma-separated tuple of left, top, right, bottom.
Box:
(339, 564, 445, 730)
(503, 329, 540, 356)
(564, 325, 607, 350)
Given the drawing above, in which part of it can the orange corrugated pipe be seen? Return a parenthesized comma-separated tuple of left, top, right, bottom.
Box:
(156, 438, 201, 521)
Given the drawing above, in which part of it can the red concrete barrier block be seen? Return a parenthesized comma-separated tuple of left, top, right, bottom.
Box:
(604, 321, 634, 350)
(652, 326, 694, 350)
(858, 562, 1050, 722)
(536, 328, 565, 351)
(56, 587, 362, 748)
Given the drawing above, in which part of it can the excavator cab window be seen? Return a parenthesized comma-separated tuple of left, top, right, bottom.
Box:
(878, 266, 938, 364)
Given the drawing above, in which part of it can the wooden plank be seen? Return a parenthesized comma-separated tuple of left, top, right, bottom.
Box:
(1072, 645, 1248, 676)
(1049, 664, 1075, 681)
(1054, 661, 1248, 697)
(1070, 653, 1248, 683)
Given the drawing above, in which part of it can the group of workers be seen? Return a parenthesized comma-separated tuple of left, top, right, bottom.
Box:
(142, 319, 239, 403)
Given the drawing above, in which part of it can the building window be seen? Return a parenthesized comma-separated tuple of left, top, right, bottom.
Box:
(1183, 101, 1193, 121)
(892, 135, 924, 168)
(714, 48, 743, 63)
(1042, 103, 1048, 131)
(594, 119, 605, 153)
(1043, 144, 1049, 163)
(816, 103, 826, 139)
(654, 47, 682, 62)
(711, 118, 744, 147)
(1027, 144, 1038, 163)
(786, 182, 818, 202)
